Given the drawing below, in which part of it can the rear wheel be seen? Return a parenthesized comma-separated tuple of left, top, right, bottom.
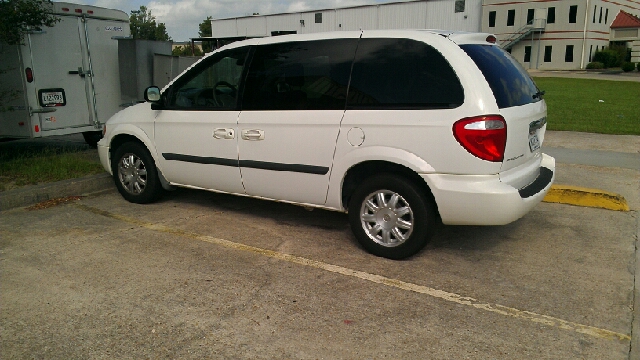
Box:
(111, 142, 163, 203)
(348, 174, 435, 259)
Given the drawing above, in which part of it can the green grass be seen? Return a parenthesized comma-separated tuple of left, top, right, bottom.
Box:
(0, 146, 105, 191)
(532, 77, 640, 135)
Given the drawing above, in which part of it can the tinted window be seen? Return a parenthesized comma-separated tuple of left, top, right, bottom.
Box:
(461, 44, 541, 109)
(547, 7, 555, 24)
(167, 47, 249, 110)
(348, 38, 464, 109)
(242, 39, 358, 110)
(569, 5, 578, 23)
(544, 46, 552, 62)
(565, 45, 574, 62)
(507, 9, 515, 26)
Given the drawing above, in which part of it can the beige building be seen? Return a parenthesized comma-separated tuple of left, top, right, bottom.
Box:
(482, 0, 640, 69)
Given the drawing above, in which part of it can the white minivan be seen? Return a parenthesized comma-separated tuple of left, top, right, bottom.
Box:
(98, 30, 555, 259)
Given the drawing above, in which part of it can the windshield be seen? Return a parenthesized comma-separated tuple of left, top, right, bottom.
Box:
(460, 44, 541, 109)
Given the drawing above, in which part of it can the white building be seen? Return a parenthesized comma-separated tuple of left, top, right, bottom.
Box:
(208, 0, 482, 44)
(482, 0, 640, 69)
(204, 0, 640, 70)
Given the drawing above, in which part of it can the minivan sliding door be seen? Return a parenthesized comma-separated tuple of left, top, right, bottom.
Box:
(237, 37, 358, 205)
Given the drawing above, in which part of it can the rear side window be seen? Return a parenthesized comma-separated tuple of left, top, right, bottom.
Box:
(348, 38, 464, 109)
(242, 39, 358, 110)
(461, 44, 541, 109)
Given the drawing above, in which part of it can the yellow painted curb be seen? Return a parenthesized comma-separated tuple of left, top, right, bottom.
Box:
(543, 185, 630, 211)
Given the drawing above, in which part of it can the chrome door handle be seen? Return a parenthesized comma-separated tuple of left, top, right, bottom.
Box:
(241, 129, 264, 141)
(214, 128, 235, 139)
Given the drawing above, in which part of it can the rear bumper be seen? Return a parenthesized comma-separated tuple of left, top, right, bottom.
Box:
(422, 154, 555, 225)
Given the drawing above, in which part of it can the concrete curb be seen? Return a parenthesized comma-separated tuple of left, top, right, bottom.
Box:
(0, 173, 114, 212)
(543, 184, 630, 211)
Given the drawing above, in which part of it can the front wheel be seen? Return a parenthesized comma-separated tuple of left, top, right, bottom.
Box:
(111, 142, 163, 204)
(348, 175, 435, 260)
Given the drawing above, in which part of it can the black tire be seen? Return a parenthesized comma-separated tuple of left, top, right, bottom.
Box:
(348, 174, 435, 260)
(111, 142, 163, 204)
(82, 131, 103, 148)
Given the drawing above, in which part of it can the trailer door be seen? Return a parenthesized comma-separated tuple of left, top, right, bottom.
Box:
(83, 17, 128, 124)
(27, 17, 94, 131)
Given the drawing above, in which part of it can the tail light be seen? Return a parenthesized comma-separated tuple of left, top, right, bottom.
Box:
(453, 115, 507, 162)
(25, 67, 34, 83)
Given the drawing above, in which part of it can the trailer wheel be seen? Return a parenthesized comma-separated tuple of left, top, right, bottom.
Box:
(111, 142, 163, 203)
(82, 131, 103, 148)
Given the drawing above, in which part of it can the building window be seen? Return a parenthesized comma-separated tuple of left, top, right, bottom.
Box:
(544, 46, 552, 62)
(489, 11, 496, 27)
(547, 7, 556, 24)
(315, 13, 322, 23)
(593, 5, 597, 23)
(507, 9, 515, 26)
(524, 46, 532, 62)
(599, 8, 603, 23)
(605, 9, 609, 23)
(455, 0, 465, 13)
(527, 9, 534, 24)
(565, 45, 574, 62)
(569, 5, 578, 23)
(589, 45, 593, 61)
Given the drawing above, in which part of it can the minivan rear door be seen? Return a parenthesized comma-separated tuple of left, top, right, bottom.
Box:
(460, 44, 546, 176)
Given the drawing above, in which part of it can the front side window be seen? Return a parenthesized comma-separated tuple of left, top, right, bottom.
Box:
(507, 9, 515, 26)
(167, 47, 249, 110)
(242, 39, 358, 110)
(348, 38, 464, 109)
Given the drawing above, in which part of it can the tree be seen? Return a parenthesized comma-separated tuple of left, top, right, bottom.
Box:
(0, 0, 59, 45)
(129, 6, 171, 41)
(172, 45, 203, 57)
(198, 16, 213, 53)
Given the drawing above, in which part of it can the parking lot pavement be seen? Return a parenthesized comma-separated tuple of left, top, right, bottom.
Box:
(1, 159, 638, 358)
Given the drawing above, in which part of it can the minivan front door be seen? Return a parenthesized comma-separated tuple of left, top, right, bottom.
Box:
(154, 46, 250, 193)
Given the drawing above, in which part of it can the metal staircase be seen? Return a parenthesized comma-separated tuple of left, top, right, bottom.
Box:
(500, 21, 546, 50)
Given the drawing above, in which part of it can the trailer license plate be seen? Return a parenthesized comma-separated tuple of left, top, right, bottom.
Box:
(38, 88, 66, 107)
(529, 133, 540, 152)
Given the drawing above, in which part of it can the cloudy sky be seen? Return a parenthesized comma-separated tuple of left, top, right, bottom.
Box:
(58, 0, 404, 41)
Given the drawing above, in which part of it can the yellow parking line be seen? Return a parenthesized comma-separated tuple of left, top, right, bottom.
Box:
(76, 203, 631, 342)
(543, 185, 630, 211)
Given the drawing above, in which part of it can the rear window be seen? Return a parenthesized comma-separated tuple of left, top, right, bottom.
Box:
(461, 44, 541, 109)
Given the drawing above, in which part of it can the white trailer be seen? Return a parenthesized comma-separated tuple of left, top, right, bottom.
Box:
(0, 2, 129, 146)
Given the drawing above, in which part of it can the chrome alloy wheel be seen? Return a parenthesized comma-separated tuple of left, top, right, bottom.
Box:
(359, 190, 414, 247)
(117, 153, 148, 195)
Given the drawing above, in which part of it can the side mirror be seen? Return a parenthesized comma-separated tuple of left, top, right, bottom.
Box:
(144, 86, 161, 102)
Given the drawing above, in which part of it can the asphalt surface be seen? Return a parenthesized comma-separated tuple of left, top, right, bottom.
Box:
(1, 129, 639, 358)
